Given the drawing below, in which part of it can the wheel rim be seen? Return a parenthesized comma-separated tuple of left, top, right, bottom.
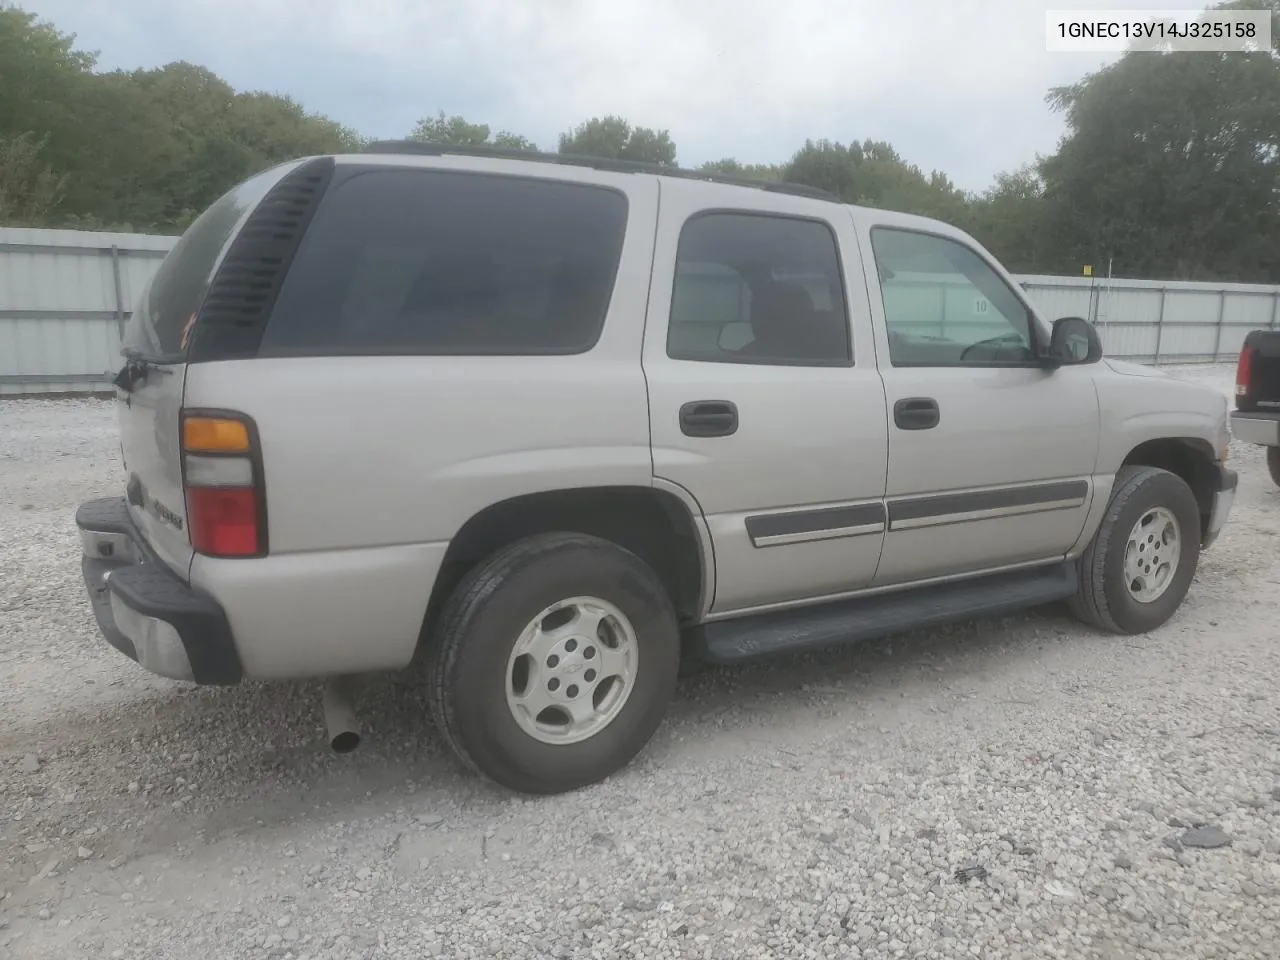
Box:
(505, 596, 639, 746)
(1123, 506, 1181, 604)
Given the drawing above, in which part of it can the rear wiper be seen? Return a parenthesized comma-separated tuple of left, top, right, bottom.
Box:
(112, 350, 169, 393)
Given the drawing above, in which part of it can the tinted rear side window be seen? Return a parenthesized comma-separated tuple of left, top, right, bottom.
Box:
(666, 213, 851, 366)
(258, 169, 629, 357)
(121, 167, 281, 360)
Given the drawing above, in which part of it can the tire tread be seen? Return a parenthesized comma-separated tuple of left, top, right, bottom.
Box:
(1070, 466, 1157, 633)
(1069, 465, 1196, 634)
(426, 532, 675, 792)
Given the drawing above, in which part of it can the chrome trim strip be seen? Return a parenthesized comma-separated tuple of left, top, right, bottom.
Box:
(752, 521, 886, 548)
(745, 501, 885, 542)
(887, 478, 1090, 524)
(888, 497, 1086, 531)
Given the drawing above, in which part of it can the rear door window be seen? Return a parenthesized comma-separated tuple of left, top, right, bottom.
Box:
(666, 212, 852, 366)
(258, 169, 629, 356)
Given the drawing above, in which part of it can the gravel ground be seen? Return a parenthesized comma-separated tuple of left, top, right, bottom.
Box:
(2, 363, 1279, 960)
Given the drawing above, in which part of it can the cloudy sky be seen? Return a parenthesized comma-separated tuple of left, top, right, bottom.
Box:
(23, 0, 1193, 191)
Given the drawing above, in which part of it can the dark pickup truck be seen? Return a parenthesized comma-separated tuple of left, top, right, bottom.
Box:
(1232, 330, 1280, 487)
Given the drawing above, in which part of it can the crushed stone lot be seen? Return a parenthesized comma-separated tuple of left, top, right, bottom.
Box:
(2, 364, 1280, 960)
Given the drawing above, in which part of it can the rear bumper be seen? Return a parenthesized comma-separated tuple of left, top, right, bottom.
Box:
(1231, 410, 1280, 447)
(1202, 464, 1238, 550)
(76, 497, 242, 685)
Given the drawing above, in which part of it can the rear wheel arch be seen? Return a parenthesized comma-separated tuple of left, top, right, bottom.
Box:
(417, 485, 710, 655)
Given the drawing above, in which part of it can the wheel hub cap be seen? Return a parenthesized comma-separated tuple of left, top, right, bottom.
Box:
(1123, 506, 1181, 604)
(505, 596, 638, 745)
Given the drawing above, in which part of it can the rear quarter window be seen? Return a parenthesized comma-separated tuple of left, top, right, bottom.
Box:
(257, 169, 630, 357)
(121, 167, 283, 360)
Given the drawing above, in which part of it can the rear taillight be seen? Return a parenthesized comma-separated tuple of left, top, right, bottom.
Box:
(188, 488, 259, 556)
(181, 412, 266, 558)
(1237, 344, 1255, 398)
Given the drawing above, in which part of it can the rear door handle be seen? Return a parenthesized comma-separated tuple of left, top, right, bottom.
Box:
(680, 400, 739, 438)
(894, 397, 940, 430)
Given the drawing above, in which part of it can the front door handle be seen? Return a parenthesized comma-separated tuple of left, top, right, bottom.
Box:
(680, 400, 739, 438)
(894, 397, 940, 430)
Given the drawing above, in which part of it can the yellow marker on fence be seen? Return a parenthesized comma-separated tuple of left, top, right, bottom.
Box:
(1083, 265, 1093, 277)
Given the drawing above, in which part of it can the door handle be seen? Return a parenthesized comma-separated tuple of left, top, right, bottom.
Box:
(680, 400, 739, 438)
(894, 397, 940, 430)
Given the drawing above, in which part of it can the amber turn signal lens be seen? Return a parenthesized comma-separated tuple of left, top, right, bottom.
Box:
(183, 417, 250, 453)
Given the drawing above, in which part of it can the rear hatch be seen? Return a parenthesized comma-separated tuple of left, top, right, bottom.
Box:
(114, 164, 297, 575)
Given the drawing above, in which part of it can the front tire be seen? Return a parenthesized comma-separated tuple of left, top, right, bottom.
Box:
(1268, 447, 1280, 488)
(427, 532, 680, 794)
(1069, 466, 1201, 634)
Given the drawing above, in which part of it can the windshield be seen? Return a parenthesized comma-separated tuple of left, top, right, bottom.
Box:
(120, 166, 288, 361)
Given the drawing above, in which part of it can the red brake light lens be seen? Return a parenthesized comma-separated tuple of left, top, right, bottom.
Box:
(1236, 344, 1254, 397)
(187, 487, 259, 558)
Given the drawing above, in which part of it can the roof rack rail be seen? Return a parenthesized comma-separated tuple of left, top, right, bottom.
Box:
(359, 140, 839, 203)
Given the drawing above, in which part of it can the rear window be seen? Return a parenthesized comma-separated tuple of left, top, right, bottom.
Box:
(121, 167, 283, 360)
(257, 169, 629, 357)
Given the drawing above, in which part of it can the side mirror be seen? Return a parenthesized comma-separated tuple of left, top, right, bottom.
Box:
(1045, 316, 1103, 366)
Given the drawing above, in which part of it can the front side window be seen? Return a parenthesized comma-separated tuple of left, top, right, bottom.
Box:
(259, 169, 628, 357)
(870, 228, 1038, 367)
(666, 213, 851, 366)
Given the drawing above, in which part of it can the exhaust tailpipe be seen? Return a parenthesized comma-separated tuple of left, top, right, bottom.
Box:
(322, 675, 361, 753)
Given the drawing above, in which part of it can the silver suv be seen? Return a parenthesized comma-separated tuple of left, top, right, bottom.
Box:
(77, 145, 1237, 794)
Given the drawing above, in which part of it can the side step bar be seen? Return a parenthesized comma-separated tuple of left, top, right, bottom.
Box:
(690, 562, 1078, 664)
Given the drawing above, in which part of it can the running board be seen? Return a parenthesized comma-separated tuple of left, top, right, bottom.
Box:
(690, 562, 1078, 664)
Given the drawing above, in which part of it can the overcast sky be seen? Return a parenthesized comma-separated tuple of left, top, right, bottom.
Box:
(24, 0, 1194, 191)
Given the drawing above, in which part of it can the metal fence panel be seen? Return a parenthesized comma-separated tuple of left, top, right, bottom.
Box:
(2, 228, 1279, 394)
(1163, 290, 1221, 324)
(1020, 281, 1093, 325)
(0, 228, 174, 394)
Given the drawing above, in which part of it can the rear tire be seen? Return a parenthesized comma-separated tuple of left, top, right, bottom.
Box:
(427, 532, 680, 794)
(1069, 466, 1200, 635)
(1268, 447, 1280, 488)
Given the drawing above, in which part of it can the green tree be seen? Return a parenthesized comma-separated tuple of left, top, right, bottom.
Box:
(1040, 17, 1280, 281)
(964, 165, 1050, 273)
(781, 138, 971, 226)
(0, 5, 371, 231)
(492, 131, 538, 151)
(783, 139, 858, 197)
(229, 92, 360, 159)
(0, 5, 94, 132)
(57, 62, 358, 230)
(698, 158, 784, 181)
(0, 4, 95, 202)
(5, 0, 1277, 286)
(409, 111, 494, 146)
(408, 111, 537, 151)
(558, 116, 677, 165)
(86, 63, 234, 229)
(0, 131, 64, 224)
(1212, 0, 1279, 53)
